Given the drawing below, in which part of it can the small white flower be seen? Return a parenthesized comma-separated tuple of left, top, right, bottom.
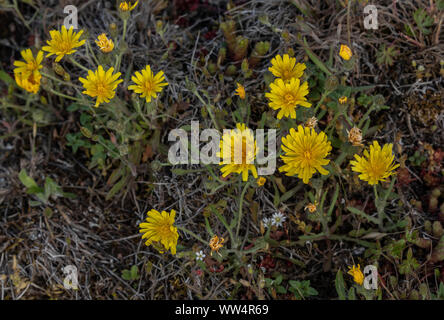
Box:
(271, 212, 286, 227)
(195, 250, 206, 261)
(262, 217, 272, 229)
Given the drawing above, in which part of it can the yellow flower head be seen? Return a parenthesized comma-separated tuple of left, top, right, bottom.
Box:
(257, 177, 266, 187)
(235, 83, 246, 99)
(95, 33, 114, 53)
(339, 96, 348, 104)
(350, 141, 399, 185)
(347, 264, 364, 285)
(304, 201, 318, 213)
(42, 25, 85, 62)
(139, 209, 179, 255)
(13, 49, 43, 78)
(13, 49, 44, 94)
(268, 54, 306, 81)
(339, 44, 352, 60)
(119, 0, 138, 11)
(265, 78, 311, 119)
(79, 65, 123, 107)
(128, 65, 168, 103)
(217, 123, 258, 182)
(347, 127, 364, 147)
(209, 235, 224, 256)
(14, 71, 42, 94)
(279, 126, 332, 184)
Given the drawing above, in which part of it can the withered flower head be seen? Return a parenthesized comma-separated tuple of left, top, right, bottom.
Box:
(348, 127, 363, 147)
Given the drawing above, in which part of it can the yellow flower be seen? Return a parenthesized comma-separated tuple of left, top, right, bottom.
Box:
(209, 235, 224, 256)
(350, 141, 399, 185)
(235, 83, 246, 99)
(257, 177, 266, 187)
(119, 0, 138, 11)
(95, 33, 114, 53)
(339, 96, 347, 104)
(139, 209, 179, 255)
(347, 127, 364, 147)
(265, 78, 311, 119)
(217, 123, 258, 182)
(339, 44, 352, 60)
(128, 65, 168, 103)
(13, 49, 43, 78)
(13, 49, 44, 94)
(14, 71, 42, 94)
(347, 264, 364, 285)
(304, 201, 318, 213)
(268, 54, 306, 81)
(279, 126, 332, 184)
(42, 25, 85, 62)
(79, 65, 123, 107)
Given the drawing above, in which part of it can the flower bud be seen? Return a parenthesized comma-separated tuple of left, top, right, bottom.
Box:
(109, 23, 118, 38)
(325, 75, 338, 91)
(52, 62, 65, 76)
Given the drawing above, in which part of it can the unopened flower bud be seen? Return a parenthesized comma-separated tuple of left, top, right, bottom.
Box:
(52, 62, 65, 76)
(109, 23, 118, 38)
(325, 75, 338, 91)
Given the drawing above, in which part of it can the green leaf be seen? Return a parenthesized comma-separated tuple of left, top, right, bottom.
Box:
(431, 235, 444, 263)
(327, 185, 339, 217)
(44, 207, 53, 218)
(413, 8, 434, 35)
(122, 265, 139, 281)
(276, 285, 287, 294)
(45, 177, 63, 198)
(302, 37, 332, 75)
(130, 265, 139, 279)
(335, 270, 347, 300)
(19, 169, 38, 190)
(27, 185, 44, 195)
(275, 274, 283, 285)
(0, 70, 15, 86)
(106, 178, 127, 200)
(435, 283, 444, 300)
(348, 287, 356, 300)
(376, 45, 399, 67)
(347, 206, 379, 224)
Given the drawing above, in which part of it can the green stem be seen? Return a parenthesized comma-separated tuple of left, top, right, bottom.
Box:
(122, 19, 128, 44)
(86, 40, 100, 66)
(41, 72, 82, 89)
(47, 88, 83, 102)
(193, 89, 220, 130)
(314, 91, 330, 115)
(235, 181, 251, 247)
(343, 112, 354, 127)
(358, 106, 375, 128)
(176, 225, 207, 245)
(69, 57, 89, 72)
(114, 19, 128, 71)
(374, 185, 384, 231)
(12, 0, 31, 31)
(212, 208, 235, 249)
(134, 98, 151, 126)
